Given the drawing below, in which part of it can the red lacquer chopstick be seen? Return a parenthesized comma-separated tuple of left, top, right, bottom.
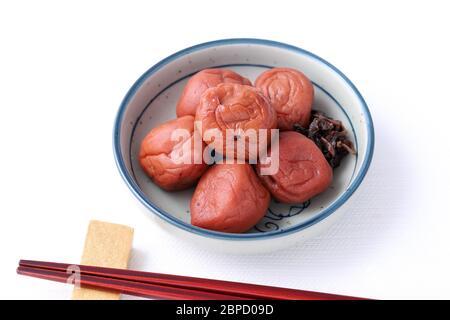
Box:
(17, 265, 246, 300)
(18, 260, 365, 300)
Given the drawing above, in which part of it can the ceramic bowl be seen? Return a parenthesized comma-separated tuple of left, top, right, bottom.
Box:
(113, 38, 374, 252)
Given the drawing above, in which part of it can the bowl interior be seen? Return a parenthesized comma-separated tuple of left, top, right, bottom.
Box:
(115, 39, 373, 238)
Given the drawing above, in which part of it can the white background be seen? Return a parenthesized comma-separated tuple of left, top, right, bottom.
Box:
(1, 0, 449, 299)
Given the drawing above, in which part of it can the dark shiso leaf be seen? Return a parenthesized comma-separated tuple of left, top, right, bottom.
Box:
(293, 110, 356, 168)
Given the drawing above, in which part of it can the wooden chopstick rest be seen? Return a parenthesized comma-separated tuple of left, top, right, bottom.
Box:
(72, 220, 134, 300)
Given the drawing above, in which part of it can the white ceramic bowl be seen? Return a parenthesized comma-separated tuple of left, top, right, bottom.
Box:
(113, 39, 374, 253)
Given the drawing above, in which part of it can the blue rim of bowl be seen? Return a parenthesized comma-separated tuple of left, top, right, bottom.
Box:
(113, 38, 375, 241)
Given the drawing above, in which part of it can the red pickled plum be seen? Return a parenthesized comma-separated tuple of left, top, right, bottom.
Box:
(191, 163, 270, 233)
(256, 131, 332, 203)
(195, 83, 277, 161)
(176, 69, 252, 117)
(255, 67, 313, 130)
(139, 116, 208, 191)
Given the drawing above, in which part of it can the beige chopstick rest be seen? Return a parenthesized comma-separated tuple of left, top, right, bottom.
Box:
(72, 220, 134, 300)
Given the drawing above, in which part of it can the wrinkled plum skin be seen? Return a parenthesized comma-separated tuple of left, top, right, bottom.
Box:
(176, 69, 252, 117)
(191, 163, 270, 233)
(195, 83, 277, 160)
(255, 67, 314, 130)
(256, 131, 332, 203)
(139, 116, 208, 191)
